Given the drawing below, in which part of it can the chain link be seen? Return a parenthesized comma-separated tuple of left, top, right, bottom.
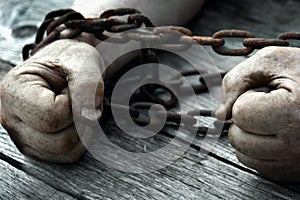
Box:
(22, 8, 300, 136)
(23, 8, 300, 59)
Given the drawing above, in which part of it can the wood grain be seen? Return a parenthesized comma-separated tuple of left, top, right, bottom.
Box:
(1, 0, 300, 199)
(0, 158, 74, 199)
(0, 0, 73, 64)
(0, 125, 299, 199)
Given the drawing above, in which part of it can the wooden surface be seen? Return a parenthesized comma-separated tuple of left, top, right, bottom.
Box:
(1, 0, 300, 199)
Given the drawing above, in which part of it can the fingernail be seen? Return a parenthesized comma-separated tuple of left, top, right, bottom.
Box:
(81, 108, 102, 121)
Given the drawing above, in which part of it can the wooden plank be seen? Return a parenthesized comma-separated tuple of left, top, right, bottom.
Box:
(0, 60, 12, 82)
(0, 0, 300, 198)
(0, 158, 74, 200)
(0, 0, 73, 64)
(189, 0, 300, 37)
(0, 123, 299, 199)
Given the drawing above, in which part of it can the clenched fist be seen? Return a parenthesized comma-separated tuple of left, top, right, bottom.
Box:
(0, 0, 204, 163)
(216, 46, 300, 182)
(0, 39, 104, 163)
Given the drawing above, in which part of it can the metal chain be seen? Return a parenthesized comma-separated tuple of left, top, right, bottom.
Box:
(22, 8, 300, 136)
(22, 8, 154, 59)
(23, 8, 300, 60)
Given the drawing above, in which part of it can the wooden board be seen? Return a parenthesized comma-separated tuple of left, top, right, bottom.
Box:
(1, 0, 300, 199)
(0, 0, 74, 64)
(0, 158, 74, 199)
(0, 126, 299, 199)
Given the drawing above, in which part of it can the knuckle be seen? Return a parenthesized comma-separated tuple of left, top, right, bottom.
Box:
(231, 93, 255, 129)
(261, 46, 281, 53)
(50, 140, 84, 163)
(257, 46, 284, 60)
(52, 140, 75, 155)
(37, 102, 72, 133)
(222, 73, 233, 90)
(232, 98, 245, 123)
(49, 127, 79, 154)
(228, 126, 241, 151)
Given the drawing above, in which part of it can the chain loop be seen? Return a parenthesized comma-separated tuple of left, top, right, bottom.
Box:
(23, 9, 300, 60)
(65, 18, 124, 33)
(128, 14, 154, 27)
(212, 30, 255, 56)
(277, 32, 300, 47)
(151, 26, 193, 51)
(44, 9, 75, 20)
(99, 8, 141, 18)
(153, 26, 193, 36)
(278, 32, 300, 40)
(46, 12, 85, 34)
(243, 38, 289, 48)
(126, 29, 162, 42)
(191, 36, 224, 47)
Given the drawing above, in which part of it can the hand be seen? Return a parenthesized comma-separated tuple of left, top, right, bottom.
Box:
(0, 0, 202, 163)
(216, 46, 300, 182)
(0, 39, 104, 163)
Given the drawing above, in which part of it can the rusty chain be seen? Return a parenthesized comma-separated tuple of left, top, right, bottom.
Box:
(22, 8, 300, 60)
(22, 8, 300, 136)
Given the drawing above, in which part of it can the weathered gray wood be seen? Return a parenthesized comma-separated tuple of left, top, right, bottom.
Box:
(0, 158, 74, 200)
(1, 0, 300, 199)
(0, 0, 74, 64)
(0, 60, 12, 81)
(0, 125, 299, 200)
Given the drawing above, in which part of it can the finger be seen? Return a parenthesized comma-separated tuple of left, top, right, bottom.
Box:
(19, 137, 87, 163)
(236, 151, 300, 170)
(1, 64, 73, 133)
(215, 47, 293, 120)
(232, 86, 295, 135)
(1, 109, 80, 155)
(71, 74, 104, 125)
(30, 39, 105, 124)
(236, 151, 300, 182)
(215, 60, 268, 120)
(228, 124, 288, 159)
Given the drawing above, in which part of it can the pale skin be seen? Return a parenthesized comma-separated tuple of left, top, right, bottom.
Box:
(216, 46, 300, 182)
(1, 40, 104, 162)
(0, 0, 203, 163)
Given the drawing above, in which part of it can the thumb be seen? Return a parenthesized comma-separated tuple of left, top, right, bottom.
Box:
(215, 48, 275, 120)
(31, 39, 104, 124)
(71, 72, 104, 124)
